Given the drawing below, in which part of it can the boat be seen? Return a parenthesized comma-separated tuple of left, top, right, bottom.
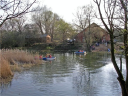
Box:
(75, 51, 86, 54)
(42, 57, 56, 61)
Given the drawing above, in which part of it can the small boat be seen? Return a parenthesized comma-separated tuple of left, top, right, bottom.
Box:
(75, 51, 86, 54)
(42, 57, 56, 61)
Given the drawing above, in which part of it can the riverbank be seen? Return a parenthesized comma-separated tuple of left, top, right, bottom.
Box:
(0, 49, 43, 81)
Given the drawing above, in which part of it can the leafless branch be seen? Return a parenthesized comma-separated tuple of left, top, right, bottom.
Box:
(0, 0, 36, 27)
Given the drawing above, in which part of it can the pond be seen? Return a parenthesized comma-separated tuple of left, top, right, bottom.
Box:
(0, 52, 126, 96)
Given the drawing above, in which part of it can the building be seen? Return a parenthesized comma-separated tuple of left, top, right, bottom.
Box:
(75, 23, 110, 43)
(41, 34, 51, 43)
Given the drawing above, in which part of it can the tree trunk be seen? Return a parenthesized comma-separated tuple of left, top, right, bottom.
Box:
(94, 0, 128, 95)
(119, 0, 128, 93)
(117, 77, 128, 96)
(110, 33, 128, 96)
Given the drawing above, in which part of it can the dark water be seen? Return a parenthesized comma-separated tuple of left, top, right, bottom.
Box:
(0, 52, 126, 96)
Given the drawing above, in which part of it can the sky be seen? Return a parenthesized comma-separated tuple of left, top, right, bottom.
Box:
(36, 0, 96, 24)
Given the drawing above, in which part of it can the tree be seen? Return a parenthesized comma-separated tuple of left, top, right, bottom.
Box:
(15, 17, 26, 34)
(1, 17, 25, 33)
(73, 4, 96, 51)
(94, 0, 128, 95)
(73, 4, 96, 31)
(0, 0, 36, 27)
(32, 6, 53, 34)
(54, 19, 76, 43)
(31, 6, 60, 41)
(49, 13, 60, 42)
(0, 0, 36, 48)
(31, 6, 46, 34)
(1, 17, 27, 48)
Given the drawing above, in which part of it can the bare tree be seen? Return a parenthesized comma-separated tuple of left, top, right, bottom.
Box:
(73, 4, 96, 51)
(73, 4, 96, 31)
(1, 19, 17, 31)
(31, 6, 61, 41)
(0, 0, 36, 27)
(49, 13, 60, 42)
(31, 6, 46, 34)
(31, 6, 54, 35)
(1, 17, 25, 33)
(94, 0, 128, 95)
(15, 17, 26, 34)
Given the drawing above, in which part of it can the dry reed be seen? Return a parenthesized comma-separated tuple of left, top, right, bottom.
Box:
(0, 49, 42, 79)
(1, 49, 42, 65)
(0, 56, 13, 79)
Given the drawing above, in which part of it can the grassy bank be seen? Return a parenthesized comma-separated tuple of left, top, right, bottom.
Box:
(0, 49, 42, 80)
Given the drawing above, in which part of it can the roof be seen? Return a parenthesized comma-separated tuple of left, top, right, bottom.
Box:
(76, 23, 108, 37)
(84, 23, 107, 33)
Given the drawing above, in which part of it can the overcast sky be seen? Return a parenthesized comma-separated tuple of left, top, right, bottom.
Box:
(36, 0, 96, 24)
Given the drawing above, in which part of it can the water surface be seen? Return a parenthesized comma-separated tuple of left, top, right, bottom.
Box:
(1, 52, 125, 96)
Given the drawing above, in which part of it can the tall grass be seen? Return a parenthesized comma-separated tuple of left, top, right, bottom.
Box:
(0, 56, 13, 79)
(2, 49, 40, 64)
(0, 49, 42, 79)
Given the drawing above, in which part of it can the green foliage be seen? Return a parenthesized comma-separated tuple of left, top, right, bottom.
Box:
(114, 49, 117, 53)
(1, 31, 25, 48)
(46, 46, 52, 50)
(54, 19, 76, 43)
(120, 45, 125, 49)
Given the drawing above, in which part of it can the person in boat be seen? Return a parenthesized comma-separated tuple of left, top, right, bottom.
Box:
(49, 54, 52, 58)
(46, 54, 52, 58)
(39, 55, 42, 60)
(46, 54, 49, 58)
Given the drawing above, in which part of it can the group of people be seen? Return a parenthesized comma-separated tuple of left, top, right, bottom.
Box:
(38, 54, 52, 60)
(45, 54, 52, 58)
(78, 50, 84, 52)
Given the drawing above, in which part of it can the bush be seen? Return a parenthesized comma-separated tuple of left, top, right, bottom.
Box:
(1, 31, 25, 48)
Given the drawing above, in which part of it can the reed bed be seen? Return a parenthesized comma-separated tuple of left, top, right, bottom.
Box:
(0, 56, 13, 79)
(2, 49, 38, 64)
(0, 49, 42, 79)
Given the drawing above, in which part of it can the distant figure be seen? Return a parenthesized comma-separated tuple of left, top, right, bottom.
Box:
(46, 54, 52, 58)
(105, 42, 107, 46)
(46, 54, 49, 58)
(49, 54, 52, 58)
(91, 46, 95, 50)
(97, 42, 99, 46)
(95, 42, 98, 46)
(108, 48, 110, 52)
(39, 55, 42, 60)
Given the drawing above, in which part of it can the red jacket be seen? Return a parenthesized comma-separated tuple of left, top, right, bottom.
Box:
(49, 55, 52, 58)
(39, 55, 42, 59)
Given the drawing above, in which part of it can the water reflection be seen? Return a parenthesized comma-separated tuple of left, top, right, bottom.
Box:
(0, 52, 124, 96)
(72, 62, 121, 96)
(0, 80, 12, 94)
